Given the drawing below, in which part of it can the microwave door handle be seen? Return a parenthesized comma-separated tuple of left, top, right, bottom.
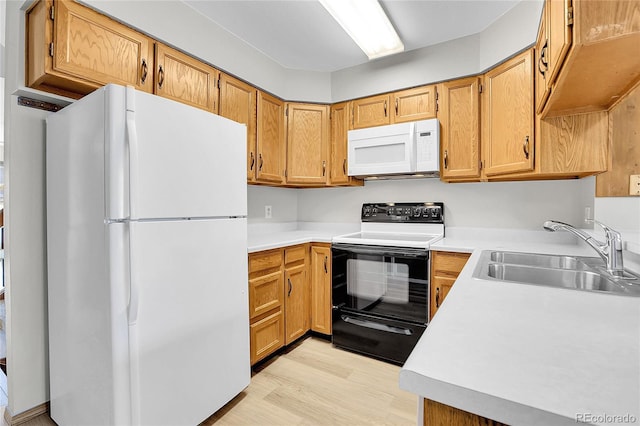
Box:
(341, 315, 413, 336)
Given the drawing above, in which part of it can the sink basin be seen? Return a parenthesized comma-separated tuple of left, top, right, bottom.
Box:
(473, 250, 640, 296)
(489, 251, 593, 270)
(487, 263, 629, 293)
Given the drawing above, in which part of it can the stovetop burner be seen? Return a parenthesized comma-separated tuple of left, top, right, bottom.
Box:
(332, 202, 445, 249)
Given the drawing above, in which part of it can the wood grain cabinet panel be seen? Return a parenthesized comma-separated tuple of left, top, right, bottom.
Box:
(310, 244, 332, 335)
(329, 102, 350, 185)
(249, 271, 283, 320)
(285, 103, 330, 185)
(218, 73, 257, 182)
(430, 251, 470, 320)
(438, 77, 481, 181)
(154, 43, 219, 113)
(352, 94, 391, 129)
(284, 263, 309, 345)
(250, 310, 285, 365)
(256, 91, 286, 184)
(392, 85, 437, 123)
(424, 398, 506, 426)
(482, 49, 534, 177)
(26, 0, 154, 98)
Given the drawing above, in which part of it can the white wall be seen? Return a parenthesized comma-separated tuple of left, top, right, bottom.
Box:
(296, 178, 595, 229)
(4, 0, 50, 415)
(248, 186, 298, 223)
(594, 198, 640, 232)
(331, 0, 543, 102)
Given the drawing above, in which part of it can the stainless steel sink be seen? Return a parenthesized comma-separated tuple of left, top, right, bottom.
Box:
(474, 250, 640, 296)
(489, 251, 592, 270)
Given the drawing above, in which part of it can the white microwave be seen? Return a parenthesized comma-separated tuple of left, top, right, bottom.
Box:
(347, 118, 440, 178)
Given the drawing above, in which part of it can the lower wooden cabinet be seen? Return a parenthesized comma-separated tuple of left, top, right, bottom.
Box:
(248, 249, 285, 364)
(248, 244, 314, 365)
(423, 398, 507, 426)
(284, 245, 310, 344)
(430, 251, 471, 320)
(310, 244, 332, 335)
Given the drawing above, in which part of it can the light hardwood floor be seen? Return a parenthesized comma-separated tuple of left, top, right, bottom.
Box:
(2, 337, 417, 425)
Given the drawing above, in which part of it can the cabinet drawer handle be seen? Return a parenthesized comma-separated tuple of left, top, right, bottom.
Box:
(343, 159, 347, 175)
(259, 153, 264, 171)
(443, 150, 448, 169)
(324, 256, 328, 273)
(395, 98, 398, 115)
(250, 152, 255, 170)
(322, 160, 326, 177)
(435, 287, 440, 308)
(383, 100, 387, 117)
(158, 65, 165, 88)
(288, 278, 292, 297)
(140, 59, 148, 84)
(523, 136, 530, 159)
(538, 43, 548, 76)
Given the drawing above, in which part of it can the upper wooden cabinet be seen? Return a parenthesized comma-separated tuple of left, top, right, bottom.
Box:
(392, 85, 437, 123)
(154, 43, 219, 113)
(256, 91, 286, 185)
(26, 0, 154, 98)
(329, 102, 350, 185)
(285, 103, 330, 185)
(352, 94, 391, 129)
(437, 77, 481, 181)
(543, 0, 640, 116)
(218, 73, 258, 182)
(482, 49, 534, 177)
(352, 85, 437, 129)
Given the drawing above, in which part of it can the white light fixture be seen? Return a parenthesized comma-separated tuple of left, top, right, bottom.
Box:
(319, 0, 404, 60)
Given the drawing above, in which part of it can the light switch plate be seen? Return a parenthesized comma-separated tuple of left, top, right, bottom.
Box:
(630, 175, 640, 196)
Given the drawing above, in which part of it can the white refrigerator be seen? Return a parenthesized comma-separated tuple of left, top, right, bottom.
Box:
(46, 84, 250, 425)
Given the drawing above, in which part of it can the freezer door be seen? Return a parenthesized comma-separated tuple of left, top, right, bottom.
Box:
(128, 218, 250, 425)
(108, 85, 247, 221)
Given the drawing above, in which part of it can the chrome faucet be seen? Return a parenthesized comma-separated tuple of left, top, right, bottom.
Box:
(543, 220, 625, 277)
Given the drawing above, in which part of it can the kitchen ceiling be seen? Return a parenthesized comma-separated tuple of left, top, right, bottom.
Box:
(183, 0, 523, 72)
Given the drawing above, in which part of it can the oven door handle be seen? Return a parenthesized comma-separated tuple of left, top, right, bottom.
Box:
(341, 315, 413, 336)
(332, 244, 428, 258)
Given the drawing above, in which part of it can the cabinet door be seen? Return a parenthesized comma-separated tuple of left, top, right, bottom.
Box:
(155, 43, 219, 113)
(482, 49, 534, 177)
(352, 94, 391, 129)
(329, 102, 350, 185)
(430, 277, 455, 320)
(546, 0, 572, 85)
(219, 73, 257, 182)
(535, 10, 551, 115)
(284, 263, 309, 345)
(438, 77, 481, 180)
(27, 0, 154, 98)
(248, 270, 283, 320)
(250, 310, 284, 365)
(256, 91, 286, 184)
(310, 245, 332, 335)
(430, 251, 470, 320)
(392, 85, 437, 123)
(285, 103, 330, 185)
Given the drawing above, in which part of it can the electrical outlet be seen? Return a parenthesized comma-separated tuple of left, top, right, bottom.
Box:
(265, 205, 272, 219)
(630, 175, 640, 196)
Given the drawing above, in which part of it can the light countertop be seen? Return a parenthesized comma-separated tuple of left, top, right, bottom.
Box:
(400, 230, 640, 426)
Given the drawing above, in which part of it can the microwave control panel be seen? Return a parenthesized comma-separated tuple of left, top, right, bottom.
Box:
(361, 202, 444, 224)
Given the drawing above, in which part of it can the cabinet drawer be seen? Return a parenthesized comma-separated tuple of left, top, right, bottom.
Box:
(284, 245, 307, 265)
(249, 270, 284, 319)
(432, 251, 471, 276)
(249, 249, 282, 274)
(250, 309, 284, 365)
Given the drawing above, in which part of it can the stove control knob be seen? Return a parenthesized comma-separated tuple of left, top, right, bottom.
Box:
(363, 206, 371, 216)
(423, 208, 431, 217)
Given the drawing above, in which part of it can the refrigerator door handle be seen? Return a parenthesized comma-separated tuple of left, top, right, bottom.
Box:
(126, 87, 140, 220)
(127, 221, 140, 325)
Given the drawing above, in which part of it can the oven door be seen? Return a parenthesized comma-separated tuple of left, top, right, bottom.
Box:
(331, 243, 429, 325)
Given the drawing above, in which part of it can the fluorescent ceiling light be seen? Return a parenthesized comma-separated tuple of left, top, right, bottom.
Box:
(319, 0, 404, 60)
